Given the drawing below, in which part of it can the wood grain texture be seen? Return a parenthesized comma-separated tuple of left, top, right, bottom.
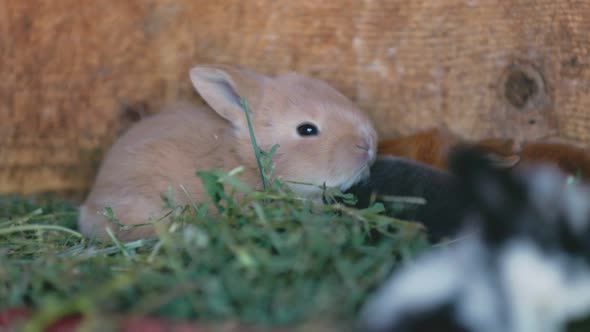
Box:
(2, 0, 590, 194)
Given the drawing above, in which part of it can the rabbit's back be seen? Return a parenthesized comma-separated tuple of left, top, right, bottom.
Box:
(79, 103, 242, 239)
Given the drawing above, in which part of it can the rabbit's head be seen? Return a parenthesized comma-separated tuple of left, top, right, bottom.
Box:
(190, 65, 377, 196)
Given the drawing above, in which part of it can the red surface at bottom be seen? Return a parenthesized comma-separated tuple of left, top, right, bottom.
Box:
(0, 307, 206, 332)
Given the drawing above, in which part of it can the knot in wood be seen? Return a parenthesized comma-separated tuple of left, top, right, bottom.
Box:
(505, 70, 538, 109)
(500, 63, 547, 112)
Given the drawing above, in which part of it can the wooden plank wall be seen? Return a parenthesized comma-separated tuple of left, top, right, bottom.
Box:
(1, 0, 589, 194)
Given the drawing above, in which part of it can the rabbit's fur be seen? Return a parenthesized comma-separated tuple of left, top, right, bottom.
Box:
(79, 65, 377, 240)
(360, 148, 590, 332)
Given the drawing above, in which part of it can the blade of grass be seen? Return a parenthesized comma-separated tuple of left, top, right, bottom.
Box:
(241, 97, 268, 190)
(0, 208, 44, 227)
(106, 227, 132, 258)
(0, 224, 83, 238)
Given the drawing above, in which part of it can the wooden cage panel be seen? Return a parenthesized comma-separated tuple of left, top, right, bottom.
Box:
(1, 0, 589, 193)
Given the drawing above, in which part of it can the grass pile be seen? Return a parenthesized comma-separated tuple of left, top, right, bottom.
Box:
(0, 170, 428, 331)
(0, 100, 430, 331)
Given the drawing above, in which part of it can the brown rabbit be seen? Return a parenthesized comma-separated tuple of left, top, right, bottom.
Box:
(378, 128, 590, 178)
(79, 65, 378, 240)
(519, 141, 590, 178)
(378, 128, 520, 170)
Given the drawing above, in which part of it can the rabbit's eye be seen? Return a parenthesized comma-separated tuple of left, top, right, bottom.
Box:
(297, 123, 319, 137)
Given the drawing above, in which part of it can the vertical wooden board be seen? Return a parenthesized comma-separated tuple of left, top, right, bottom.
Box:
(1, 0, 589, 194)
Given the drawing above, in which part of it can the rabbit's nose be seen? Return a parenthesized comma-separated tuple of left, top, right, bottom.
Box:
(368, 147, 376, 163)
(357, 139, 376, 163)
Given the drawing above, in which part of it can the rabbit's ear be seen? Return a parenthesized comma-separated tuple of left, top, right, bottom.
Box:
(189, 65, 268, 128)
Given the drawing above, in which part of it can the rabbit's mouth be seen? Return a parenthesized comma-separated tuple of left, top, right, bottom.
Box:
(338, 163, 371, 192)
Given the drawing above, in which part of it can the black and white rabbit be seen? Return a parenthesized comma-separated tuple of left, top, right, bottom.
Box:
(358, 147, 590, 332)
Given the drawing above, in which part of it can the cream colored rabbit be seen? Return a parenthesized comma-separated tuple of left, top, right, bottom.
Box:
(79, 65, 377, 240)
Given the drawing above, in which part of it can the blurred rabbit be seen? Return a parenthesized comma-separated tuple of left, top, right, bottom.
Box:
(377, 128, 519, 170)
(359, 147, 590, 332)
(346, 156, 465, 241)
(378, 128, 590, 179)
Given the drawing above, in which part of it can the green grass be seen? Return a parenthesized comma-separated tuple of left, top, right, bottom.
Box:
(0, 171, 428, 331)
(4, 180, 590, 332)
